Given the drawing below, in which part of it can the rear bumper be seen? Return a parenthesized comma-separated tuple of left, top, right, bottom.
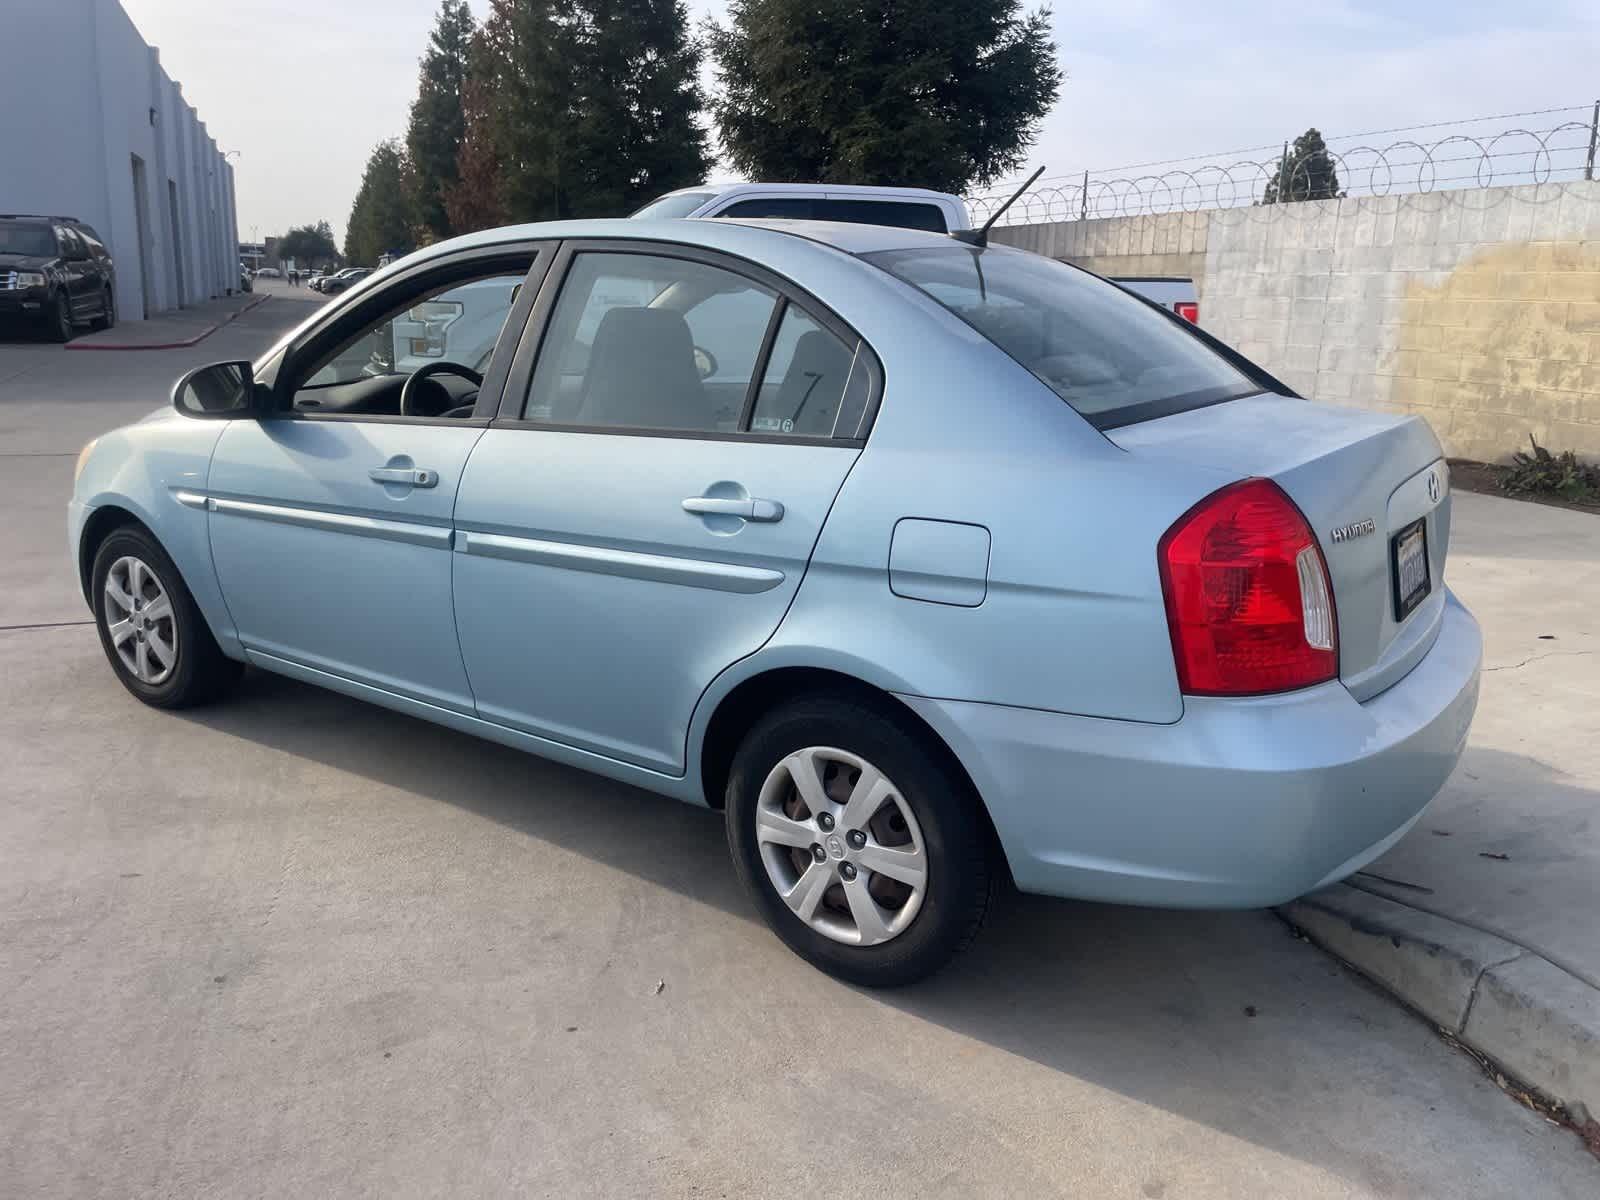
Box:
(900, 588, 1482, 909)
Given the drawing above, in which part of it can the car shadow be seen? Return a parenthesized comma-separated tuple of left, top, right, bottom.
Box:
(173, 667, 1532, 1188)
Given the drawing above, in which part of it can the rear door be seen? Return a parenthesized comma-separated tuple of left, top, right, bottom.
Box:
(453, 241, 877, 773)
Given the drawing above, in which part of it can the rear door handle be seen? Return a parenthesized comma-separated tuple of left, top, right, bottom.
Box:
(369, 467, 438, 488)
(682, 496, 784, 523)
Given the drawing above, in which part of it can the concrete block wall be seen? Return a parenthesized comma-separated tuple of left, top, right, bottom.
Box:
(992, 181, 1600, 462)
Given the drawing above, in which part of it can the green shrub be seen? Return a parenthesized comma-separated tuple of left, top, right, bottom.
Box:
(1496, 435, 1600, 502)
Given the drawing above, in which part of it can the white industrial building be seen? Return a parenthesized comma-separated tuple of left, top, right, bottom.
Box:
(0, 0, 239, 321)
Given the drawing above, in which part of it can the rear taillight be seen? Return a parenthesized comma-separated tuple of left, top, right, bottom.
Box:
(1158, 478, 1337, 696)
(1175, 301, 1199, 323)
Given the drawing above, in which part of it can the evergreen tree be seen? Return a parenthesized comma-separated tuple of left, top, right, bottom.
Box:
(345, 140, 413, 265)
(405, 0, 477, 242)
(706, 0, 1061, 194)
(445, 40, 508, 234)
(276, 221, 339, 268)
(1262, 128, 1342, 204)
(571, 0, 711, 215)
(448, 0, 710, 223)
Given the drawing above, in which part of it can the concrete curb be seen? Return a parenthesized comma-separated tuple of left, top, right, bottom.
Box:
(1281, 883, 1600, 1124)
(66, 293, 269, 351)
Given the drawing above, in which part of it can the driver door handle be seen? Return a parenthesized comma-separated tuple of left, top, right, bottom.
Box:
(369, 467, 438, 487)
(682, 496, 784, 522)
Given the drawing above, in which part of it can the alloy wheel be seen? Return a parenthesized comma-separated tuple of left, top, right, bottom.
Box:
(103, 555, 177, 685)
(755, 746, 928, 947)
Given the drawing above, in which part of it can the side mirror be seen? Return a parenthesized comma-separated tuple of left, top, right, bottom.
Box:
(172, 360, 262, 419)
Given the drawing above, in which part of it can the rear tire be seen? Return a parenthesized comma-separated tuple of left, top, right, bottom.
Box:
(725, 693, 995, 987)
(90, 527, 242, 709)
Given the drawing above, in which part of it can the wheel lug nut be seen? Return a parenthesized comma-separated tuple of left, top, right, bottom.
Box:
(839, 863, 857, 881)
(847, 830, 867, 849)
(816, 812, 835, 832)
(810, 844, 827, 864)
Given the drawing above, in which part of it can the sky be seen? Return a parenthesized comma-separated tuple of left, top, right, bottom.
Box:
(116, 0, 1600, 245)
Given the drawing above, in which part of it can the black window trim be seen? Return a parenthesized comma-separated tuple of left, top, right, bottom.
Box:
(492, 237, 884, 447)
(259, 240, 558, 426)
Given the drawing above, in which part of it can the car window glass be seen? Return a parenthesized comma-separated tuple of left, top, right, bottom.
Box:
(749, 305, 859, 438)
(55, 227, 82, 257)
(812, 199, 948, 232)
(0, 223, 57, 257)
(869, 245, 1256, 429)
(718, 198, 813, 220)
(524, 251, 777, 433)
(303, 272, 525, 389)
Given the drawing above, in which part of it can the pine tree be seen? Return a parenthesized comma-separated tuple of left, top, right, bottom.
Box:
(345, 141, 413, 265)
(571, 0, 711, 216)
(405, 0, 477, 242)
(706, 0, 1061, 194)
(1262, 128, 1342, 204)
(445, 40, 508, 234)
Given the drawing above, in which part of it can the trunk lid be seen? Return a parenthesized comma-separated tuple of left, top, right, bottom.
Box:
(1110, 394, 1451, 699)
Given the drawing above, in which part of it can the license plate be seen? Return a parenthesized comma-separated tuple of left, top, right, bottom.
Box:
(1391, 519, 1431, 621)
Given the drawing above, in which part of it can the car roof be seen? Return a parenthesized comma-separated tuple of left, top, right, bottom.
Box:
(411, 216, 960, 269)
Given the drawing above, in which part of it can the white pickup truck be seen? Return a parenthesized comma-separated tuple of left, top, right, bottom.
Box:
(632, 183, 1199, 323)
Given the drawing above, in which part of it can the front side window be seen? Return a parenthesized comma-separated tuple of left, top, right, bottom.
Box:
(290, 264, 533, 418)
(867, 245, 1258, 429)
(525, 252, 778, 433)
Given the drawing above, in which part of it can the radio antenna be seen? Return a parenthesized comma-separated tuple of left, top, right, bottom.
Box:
(952, 165, 1045, 248)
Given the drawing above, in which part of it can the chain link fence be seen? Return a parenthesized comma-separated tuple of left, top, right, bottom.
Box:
(967, 104, 1600, 227)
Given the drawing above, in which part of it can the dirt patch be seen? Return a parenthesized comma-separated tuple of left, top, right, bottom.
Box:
(1448, 459, 1600, 516)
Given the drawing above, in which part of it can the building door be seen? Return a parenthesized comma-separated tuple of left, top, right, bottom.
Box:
(130, 155, 153, 319)
(168, 180, 186, 308)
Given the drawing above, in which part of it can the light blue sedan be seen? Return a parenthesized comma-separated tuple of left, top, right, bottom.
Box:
(68, 218, 1482, 985)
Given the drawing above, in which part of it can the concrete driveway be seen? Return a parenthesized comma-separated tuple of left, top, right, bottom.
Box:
(1, 304, 1595, 1197)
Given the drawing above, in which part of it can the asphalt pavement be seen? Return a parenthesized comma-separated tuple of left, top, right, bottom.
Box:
(1, 299, 1595, 1197)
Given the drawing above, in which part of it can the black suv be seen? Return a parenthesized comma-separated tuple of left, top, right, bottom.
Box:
(0, 215, 117, 341)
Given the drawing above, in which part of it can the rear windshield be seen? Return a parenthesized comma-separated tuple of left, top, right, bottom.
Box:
(866, 246, 1259, 428)
(0, 223, 58, 257)
(631, 191, 718, 219)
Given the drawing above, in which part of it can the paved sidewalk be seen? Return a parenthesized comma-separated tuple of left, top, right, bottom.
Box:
(1285, 490, 1600, 1129)
(66, 290, 270, 350)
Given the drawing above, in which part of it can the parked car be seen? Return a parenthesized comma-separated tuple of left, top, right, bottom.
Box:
(1113, 275, 1200, 323)
(69, 218, 1481, 986)
(320, 267, 371, 294)
(633, 183, 969, 233)
(0, 213, 116, 341)
(239, 267, 252, 293)
(255, 267, 282, 279)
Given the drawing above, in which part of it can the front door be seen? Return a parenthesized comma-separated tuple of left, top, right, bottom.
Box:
(207, 251, 545, 712)
(453, 244, 876, 772)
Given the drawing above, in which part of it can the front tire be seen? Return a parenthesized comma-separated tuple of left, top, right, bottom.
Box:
(48, 292, 73, 342)
(91, 285, 115, 331)
(90, 527, 242, 708)
(726, 693, 995, 987)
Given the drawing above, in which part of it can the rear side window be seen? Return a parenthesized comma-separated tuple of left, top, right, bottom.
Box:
(867, 246, 1257, 429)
(750, 306, 860, 437)
(525, 251, 778, 432)
(718, 197, 948, 232)
(630, 191, 718, 219)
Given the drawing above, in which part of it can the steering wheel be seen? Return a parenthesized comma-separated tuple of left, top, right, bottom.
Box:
(400, 361, 484, 417)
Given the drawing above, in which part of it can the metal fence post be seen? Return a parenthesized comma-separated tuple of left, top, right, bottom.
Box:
(1586, 100, 1598, 182)
(1080, 169, 1088, 220)
(1277, 141, 1290, 202)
